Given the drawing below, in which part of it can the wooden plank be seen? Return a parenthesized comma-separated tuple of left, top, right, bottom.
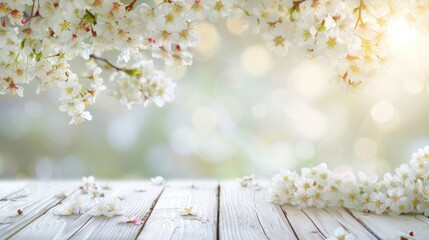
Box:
(219, 181, 297, 240)
(0, 181, 28, 200)
(301, 207, 377, 239)
(136, 180, 218, 240)
(0, 181, 77, 239)
(348, 209, 429, 240)
(281, 205, 325, 239)
(415, 214, 429, 225)
(69, 181, 164, 240)
(0, 181, 29, 210)
(9, 181, 129, 240)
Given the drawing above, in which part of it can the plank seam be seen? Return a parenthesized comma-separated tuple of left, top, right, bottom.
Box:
(65, 216, 94, 240)
(0, 183, 29, 201)
(322, 208, 352, 235)
(252, 191, 269, 240)
(343, 208, 382, 240)
(216, 183, 220, 240)
(133, 186, 166, 240)
(280, 206, 299, 240)
(322, 208, 352, 234)
(414, 214, 429, 225)
(6, 188, 79, 240)
(301, 209, 327, 238)
(254, 210, 269, 239)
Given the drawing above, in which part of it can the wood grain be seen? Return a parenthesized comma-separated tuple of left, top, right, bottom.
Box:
(348, 209, 429, 240)
(1, 180, 429, 240)
(137, 180, 218, 240)
(219, 181, 297, 240)
(9, 181, 126, 240)
(281, 205, 325, 240)
(0, 181, 77, 239)
(301, 207, 377, 239)
(69, 181, 164, 240)
(0, 181, 28, 200)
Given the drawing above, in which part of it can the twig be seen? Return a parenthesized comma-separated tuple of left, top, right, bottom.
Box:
(89, 55, 142, 77)
(125, 0, 138, 12)
(354, 0, 365, 29)
(89, 54, 123, 71)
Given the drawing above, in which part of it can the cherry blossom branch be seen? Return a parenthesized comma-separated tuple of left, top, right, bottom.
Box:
(1, 0, 426, 123)
(89, 55, 122, 71)
(89, 55, 142, 77)
(354, 0, 365, 29)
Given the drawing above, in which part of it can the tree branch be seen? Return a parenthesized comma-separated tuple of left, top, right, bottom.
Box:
(354, 0, 365, 29)
(89, 54, 123, 71)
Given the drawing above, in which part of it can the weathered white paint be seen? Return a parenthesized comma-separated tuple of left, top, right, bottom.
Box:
(0, 181, 427, 240)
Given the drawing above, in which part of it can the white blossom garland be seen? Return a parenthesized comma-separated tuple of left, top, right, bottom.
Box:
(269, 146, 429, 216)
(1, 0, 429, 124)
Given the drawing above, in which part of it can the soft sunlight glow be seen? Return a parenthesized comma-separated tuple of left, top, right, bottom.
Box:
(226, 18, 247, 35)
(241, 45, 273, 77)
(371, 101, 395, 124)
(388, 18, 414, 45)
(404, 78, 424, 94)
(288, 61, 330, 97)
(293, 108, 328, 140)
(194, 22, 220, 61)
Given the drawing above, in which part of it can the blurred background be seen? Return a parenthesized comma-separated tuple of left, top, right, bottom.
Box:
(1, 19, 429, 179)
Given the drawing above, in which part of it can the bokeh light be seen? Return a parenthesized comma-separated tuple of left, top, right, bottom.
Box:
(404, 78, 424, 94)
(2, 19, 429, 179)
(371, 101, 395, 124)
(241, 45, 272, 77)
(226, 18, 247, 35)
(194, 22, 220, 61)
(388, 18, 414, 46)
(288, 60, 330, 97)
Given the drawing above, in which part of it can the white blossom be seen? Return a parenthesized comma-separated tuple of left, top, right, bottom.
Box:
(179, 206, 196, 216)
(327, 227, 356, 240)
(54, 196, 91, 215)
(151, 176, 164, 185)
(89, 197, 123, 217)
(237, 175, 255, 187)
(269, 146, 429, 216)
(2, 0, 429, 123)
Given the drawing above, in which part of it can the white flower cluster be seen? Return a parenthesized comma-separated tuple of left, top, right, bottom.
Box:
(269, 146, 429, 216)
(108, 60, 176, 109)
(230, 0, 429, 92)
(54, 176, 123, 217)
(2, 0, 429, 123)
(0, 0, 181, 124)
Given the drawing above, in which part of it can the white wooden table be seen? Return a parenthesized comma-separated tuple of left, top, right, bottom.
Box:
(0, 180, 428, 239)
